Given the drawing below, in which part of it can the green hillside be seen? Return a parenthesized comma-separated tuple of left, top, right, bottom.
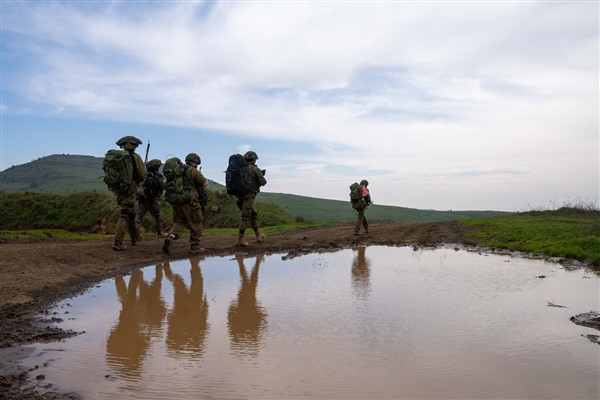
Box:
(0, 154, 509, 223)
(258, 192, 508, 223)
(1, 154, 106, 194)
(0, 154, 224, 194)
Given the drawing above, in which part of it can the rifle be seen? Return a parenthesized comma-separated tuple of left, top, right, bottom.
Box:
(198, 185, 208, 212)
(144, 140, 150, 164)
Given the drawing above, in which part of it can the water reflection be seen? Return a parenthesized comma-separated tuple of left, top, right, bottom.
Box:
(106, 265, 166, 380)
(351, 247, 371, 299)
(164, 257, 210, 359)
(22, 247, 600, 400)
(228, 254, 268, 358)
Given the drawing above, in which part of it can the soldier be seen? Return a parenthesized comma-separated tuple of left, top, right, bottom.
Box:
(353, 179, 371, 236)
(112, 136, 146, 251)
(162, 153, 208, 255)
(135, 159, 165, 237)
(235, 151, 267, 247)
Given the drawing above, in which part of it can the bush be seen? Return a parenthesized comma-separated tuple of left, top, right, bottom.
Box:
(0, 190, 295, 232)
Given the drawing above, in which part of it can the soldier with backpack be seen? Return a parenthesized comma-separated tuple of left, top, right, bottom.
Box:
(350, 179, 372, 236)
(229, 151, 267, 247)
(161, 153, 208, 255)
(135, 159, 165, 237)
(103, 136, 146, 251)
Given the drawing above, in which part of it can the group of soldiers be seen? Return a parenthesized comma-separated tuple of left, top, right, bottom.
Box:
(110, 135, 267, 255)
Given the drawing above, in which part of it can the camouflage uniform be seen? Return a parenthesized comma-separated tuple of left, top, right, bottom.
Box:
(236, 151, 267, 246)
(135, 160, 165, 236)
(113, 136, 146, 250)
(354, 180, 371, 235)
(162, 154, 208, 255)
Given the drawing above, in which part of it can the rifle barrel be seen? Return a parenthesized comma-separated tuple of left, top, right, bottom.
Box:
(144, 141, 150, 163)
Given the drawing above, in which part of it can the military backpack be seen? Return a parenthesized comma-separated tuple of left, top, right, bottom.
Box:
(350, 182, 363, 209)
(349, 182, 362, 203)
(225, 154, 253, 197)
(143, 172, 164, 199)
(163, 157, 197, 205)
(102, 149, 135, 195)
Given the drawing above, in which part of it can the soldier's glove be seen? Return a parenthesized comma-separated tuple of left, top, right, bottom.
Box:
(261, 169, 266, 176)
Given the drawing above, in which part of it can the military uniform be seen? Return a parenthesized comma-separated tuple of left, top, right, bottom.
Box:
(354, 180, 371, 235)
(135, 160, 166, 236)
(162, 153, 208, 255)
(235, 151, 267, 246)
(113, 136, 146, 251)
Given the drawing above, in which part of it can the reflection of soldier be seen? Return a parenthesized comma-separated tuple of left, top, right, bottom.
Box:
(106, 265, 166, 379)
(351, 247, 371, 299)
(228, 254, 267, 358)
(163, 258, 210, 358)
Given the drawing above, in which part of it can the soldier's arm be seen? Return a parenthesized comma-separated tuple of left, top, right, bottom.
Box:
(133, 154, 146, 182)
(191, 168, 208, 188)
(254, 166, 267, 187)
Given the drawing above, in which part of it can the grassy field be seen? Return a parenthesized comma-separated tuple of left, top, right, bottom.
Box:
(460, 207, 600, 266)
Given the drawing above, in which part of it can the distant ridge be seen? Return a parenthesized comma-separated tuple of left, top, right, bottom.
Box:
(258, 192, 507, 223)
(0, 154, 509, 223)
(0, 154, 224, 194)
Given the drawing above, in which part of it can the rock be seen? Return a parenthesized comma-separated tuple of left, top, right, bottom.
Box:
(570, 311, 600, 331)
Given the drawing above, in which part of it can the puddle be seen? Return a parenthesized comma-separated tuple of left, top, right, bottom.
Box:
(16, 246, 600, 399)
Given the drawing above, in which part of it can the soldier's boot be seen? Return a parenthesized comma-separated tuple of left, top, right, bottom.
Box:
(235, 232, 249, 247)
(254, 230, 266, 243)
(127, 215, 140, 245)
(112, 240, 126, 251)
(189, 240, 206, 255)
(162, 234, 176, 254)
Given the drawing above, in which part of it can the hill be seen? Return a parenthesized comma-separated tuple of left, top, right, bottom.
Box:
(259, 192, 506, 223)
(0, 154, 224, 193)
(0, 154, 509, 223)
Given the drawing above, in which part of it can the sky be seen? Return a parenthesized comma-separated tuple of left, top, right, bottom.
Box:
(1, 1, 598, 211)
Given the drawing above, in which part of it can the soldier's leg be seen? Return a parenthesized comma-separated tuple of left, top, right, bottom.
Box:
(149, 198, 163, 235)
(354, 208, 365, 235)
(114, 193, 137, 250)
(187, 202, 205, 254)
(163, 205, 185, 254)
(250, 208, 265, 243)
(236, 195, 254, 246)
(134, 198, 149, 229)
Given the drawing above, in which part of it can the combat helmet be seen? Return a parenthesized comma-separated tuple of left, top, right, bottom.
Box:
(244, 151, 258, 162)
(360, 179, 369, 186)
(146, 159, 162, 172)
(115, 136, 142, 147)
(185, 153, 201, 165)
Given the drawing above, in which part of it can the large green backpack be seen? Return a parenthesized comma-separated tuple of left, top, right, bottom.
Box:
(349, 182, 362, 203)
(163, 157, 197, 205)
(103, 149, 135, 194)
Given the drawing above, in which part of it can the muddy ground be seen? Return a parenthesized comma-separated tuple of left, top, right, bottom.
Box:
(0, 221, 588, 399)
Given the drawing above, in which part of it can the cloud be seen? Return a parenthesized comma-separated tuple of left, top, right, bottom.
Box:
(1, 1, 597, 210)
